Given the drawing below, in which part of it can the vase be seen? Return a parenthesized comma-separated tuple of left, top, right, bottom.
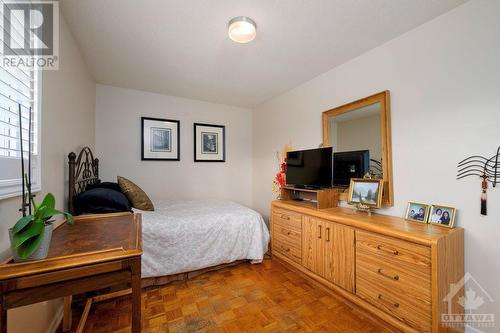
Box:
(9, 223, 54, 262)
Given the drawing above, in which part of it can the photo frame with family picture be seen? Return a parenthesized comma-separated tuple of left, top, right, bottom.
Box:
(405, 202, 430, 223)
(347, 178, 384, 208)
(428, 205, 456, 228)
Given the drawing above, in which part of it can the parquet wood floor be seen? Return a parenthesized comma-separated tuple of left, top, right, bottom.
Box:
(62, 259, 394, 332)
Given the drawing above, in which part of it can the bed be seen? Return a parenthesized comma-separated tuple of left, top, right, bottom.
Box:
(137, 199, 269, 283)
(68, 147, 270, 286)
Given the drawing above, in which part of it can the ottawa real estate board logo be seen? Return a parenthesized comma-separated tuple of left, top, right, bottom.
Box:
(2, 1, 59, 70)
(443, 272, 495, 329)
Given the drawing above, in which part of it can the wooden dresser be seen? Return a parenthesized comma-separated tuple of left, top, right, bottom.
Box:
(271, 200, 464, 333)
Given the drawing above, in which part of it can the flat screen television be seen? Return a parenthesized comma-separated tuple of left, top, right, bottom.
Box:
(286, 147, 332, 189)
(332, 150, 370, 186)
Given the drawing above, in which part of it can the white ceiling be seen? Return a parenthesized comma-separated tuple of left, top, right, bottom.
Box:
(61, 0, 467, 108)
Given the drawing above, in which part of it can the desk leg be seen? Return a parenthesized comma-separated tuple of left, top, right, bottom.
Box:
(0, 303, 6, 333)
(63, 295, 72, 332)
(131, 258, 141, 333)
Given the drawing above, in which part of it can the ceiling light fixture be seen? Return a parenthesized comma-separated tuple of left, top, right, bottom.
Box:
(228, 16, 257, 43)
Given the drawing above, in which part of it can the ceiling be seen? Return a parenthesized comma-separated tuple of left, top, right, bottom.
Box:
(61, 0, 467, 108)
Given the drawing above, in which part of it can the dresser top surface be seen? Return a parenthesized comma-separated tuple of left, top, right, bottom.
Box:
(272, 200, 463, 245)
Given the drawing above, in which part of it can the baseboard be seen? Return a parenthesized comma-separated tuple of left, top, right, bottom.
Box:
(46, 304, 64, 333)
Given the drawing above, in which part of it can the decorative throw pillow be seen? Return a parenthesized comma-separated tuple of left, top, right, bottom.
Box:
(117, 176, 154, 211)
(75, 188, 132, 215)
(86, 181, 122, 193)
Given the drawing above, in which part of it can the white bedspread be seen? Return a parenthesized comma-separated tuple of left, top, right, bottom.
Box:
(135, 199, 270, 278)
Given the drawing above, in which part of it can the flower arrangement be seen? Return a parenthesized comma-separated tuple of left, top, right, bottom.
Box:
(272, 144, 292, 198)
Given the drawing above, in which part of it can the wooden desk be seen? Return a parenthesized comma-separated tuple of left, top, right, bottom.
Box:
(0, 213, 142, 333)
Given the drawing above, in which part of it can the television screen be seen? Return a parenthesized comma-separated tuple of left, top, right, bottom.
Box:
(332, 150, 370, 186)
(286, 147, 332, 188)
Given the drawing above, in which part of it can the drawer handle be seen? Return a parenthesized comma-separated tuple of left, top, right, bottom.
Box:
(280, 245, 291, 252)
(377, 245, 399, 255)
(280, 214, 290, 220)
(318, 225, 322, 239)
(280, 228, 292, 236)
(377, 268, 400, 281)
(378, 294, 399, 308)
(326, 227, 330, 242)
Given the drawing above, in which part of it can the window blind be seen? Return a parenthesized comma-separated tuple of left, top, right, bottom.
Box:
(0, 0, 41, 198)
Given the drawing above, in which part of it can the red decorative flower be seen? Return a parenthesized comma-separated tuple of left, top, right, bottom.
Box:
(280, 160, 287, 174)
(275, 172, 285, 187)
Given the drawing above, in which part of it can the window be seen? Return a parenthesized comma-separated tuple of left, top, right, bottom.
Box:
(0, 1, 42, 199)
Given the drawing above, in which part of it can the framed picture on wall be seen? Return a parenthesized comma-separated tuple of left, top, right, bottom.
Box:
(194, 123, 225, 162)
(141, 117, 180, 161)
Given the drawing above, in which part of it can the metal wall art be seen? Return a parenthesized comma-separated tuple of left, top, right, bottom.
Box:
(456, 146, 500, 215)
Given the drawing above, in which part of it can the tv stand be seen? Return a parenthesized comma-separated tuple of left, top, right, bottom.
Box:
(280, 186, 338, 209)
(294, 185, 321, 190)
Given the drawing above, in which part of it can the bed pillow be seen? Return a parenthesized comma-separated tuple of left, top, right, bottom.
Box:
(117, 176, 154, 211)
(75, 188, 132, 215)
(85, 181, 122, 192)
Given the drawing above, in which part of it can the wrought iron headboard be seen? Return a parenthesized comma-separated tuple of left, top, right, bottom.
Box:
(68, 147, 100, 214)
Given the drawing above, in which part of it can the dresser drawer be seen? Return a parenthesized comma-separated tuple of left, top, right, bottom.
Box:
(356, 230, 431, 273)
(356, 271, 432, 333)
(356, 250, 431, 300)
(273, 223, 302, 248)
(273, 238, 301, 264)
(272, 208, 302, 231)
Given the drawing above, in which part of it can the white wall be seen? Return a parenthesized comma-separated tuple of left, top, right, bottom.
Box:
(95, 85, 253, 207)
(252, 0, 500, 329)
(0, 12, 96, 333)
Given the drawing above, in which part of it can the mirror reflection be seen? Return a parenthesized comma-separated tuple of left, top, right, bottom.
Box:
(329, 102, 382, 180)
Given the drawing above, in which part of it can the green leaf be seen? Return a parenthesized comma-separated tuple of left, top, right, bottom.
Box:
(40, 207, 64, 220)
(34, 203, 45, 220)
(12, 215, 34, 234)
(17, 226, 45, 259)
(64, 212, 74, 225)
(33, 194, 55, 220)
(40, 193, 55, 210)
(12, 221, 44, 249)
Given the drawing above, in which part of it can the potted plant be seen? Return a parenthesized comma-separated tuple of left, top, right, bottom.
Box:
(8, 105, 73, 262)
(9, 192, 73, 261)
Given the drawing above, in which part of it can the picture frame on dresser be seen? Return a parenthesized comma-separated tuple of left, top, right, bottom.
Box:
(428, 204, 456, 228)
(141, 117, 180, 161)
(347, 178, 384, 208)
(405, 201, 431, 223)
(194, 123, 226, 162)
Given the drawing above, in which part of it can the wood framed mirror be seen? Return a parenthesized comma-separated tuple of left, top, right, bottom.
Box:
(322, 91, 393, 206)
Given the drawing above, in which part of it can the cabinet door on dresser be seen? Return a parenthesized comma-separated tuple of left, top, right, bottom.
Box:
(303, 217, 355, 293)
(324, 222, 355, 293)
(302, 216, 324, 275)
